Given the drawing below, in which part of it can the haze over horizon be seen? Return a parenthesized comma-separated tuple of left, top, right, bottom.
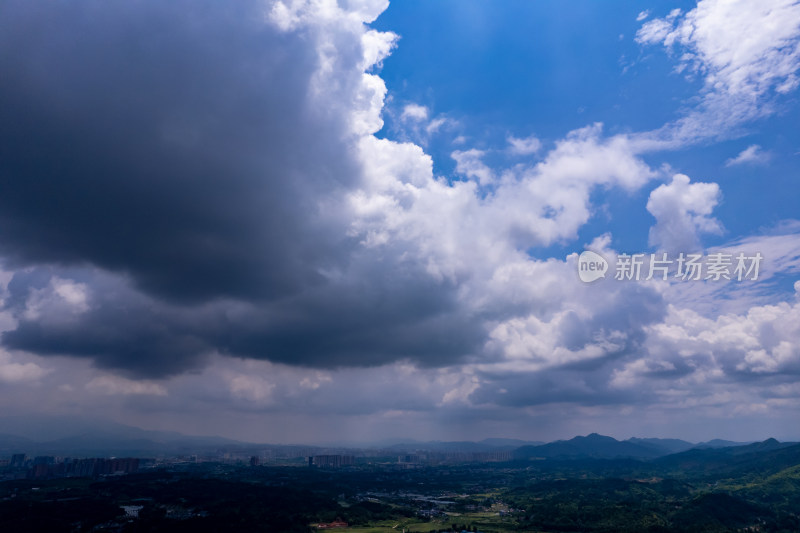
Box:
(2, 0, 800, 446)
(0, 413, 780, 450)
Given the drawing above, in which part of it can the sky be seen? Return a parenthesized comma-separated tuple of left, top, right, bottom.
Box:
(1, 0, 800, 445)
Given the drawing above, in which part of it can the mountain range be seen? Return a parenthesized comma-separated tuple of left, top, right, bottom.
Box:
(0, 416, 795, 460)
(0, 415, 255, 456)
(510, 432, 762, 460)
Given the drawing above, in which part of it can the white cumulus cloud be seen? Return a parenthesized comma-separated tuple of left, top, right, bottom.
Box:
(647, 174, 723, 252)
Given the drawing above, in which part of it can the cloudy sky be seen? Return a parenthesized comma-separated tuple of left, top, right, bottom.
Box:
(1, 0, 800, 444)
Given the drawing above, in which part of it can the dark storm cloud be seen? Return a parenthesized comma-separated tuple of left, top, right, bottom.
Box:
(2, 268, 214, 376)
(0, 0, 360, 303)
(470, 369, 642, 408)
(1, 261, 485, 378)
(0, 0, 486, 375)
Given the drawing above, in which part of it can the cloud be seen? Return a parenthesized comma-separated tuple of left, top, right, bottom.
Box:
(0, 119, 658, 380)
(401, 103, 429, 122)
(0, 109, 661, 379)
(86, 375, 168, 396)
(721, 221, 800, 279)
(425, 117, 451, 135)
(1, 260, 492, 377)
(0, 0, 375, 304)
(470, 238, 661, 375)
(507, 134, 542, 156)
(0, 351, 50, 383)
(226, 373, 276, 404)
(3, 268, 216, 377)
(391, 103, 455, 145)
(616, 289, 800, 394)
(636, 10, 650, 22)
(2, 0, 471, 376)
(635, 9, 681, 45)
(486, 124, 654, 247)
(726, 144, 771, 166)
(22, 276, 90, 321)
(0, 0, 798, 444)
(636, 0, 800, 144)
(361, 28, 398, 70)
(647, 174, 723, 252)
(468, 225, 800, 415)
(451, 149, 495, 185)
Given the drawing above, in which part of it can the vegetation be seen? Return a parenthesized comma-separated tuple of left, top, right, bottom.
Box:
(1, 442, 799, 532)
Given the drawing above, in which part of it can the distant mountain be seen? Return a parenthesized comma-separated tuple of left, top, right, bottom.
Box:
(0, 433, 36, 454)
(480, 438, 544, 448)
(1, 417, 792, 463)
(514, 433, 666, 460)
(512, 435, 799, 463)
(359, 438, 422, 448)
(626, 437, 695, 455)
(385, 439, 541, 453)
(0, 423, 544, 457)
(0, 414, 191, 442)
(0, 415, 259, 457)
(729, 438, 791, 454)
(694, 438, 752, 449)
(654, 439, 800, 476)
(320, 437, 544, 451)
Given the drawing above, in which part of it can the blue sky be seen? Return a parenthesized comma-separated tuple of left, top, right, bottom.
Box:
(1, 0, 800, 444)
(374, 0, 800, 259)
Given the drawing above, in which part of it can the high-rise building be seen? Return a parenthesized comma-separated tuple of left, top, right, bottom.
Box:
(309, 455, 355, 468)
